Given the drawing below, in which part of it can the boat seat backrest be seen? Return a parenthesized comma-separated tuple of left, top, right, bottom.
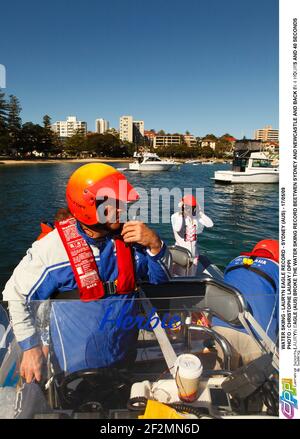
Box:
(195, 278, 249, 326)
(168, 246, 193, 268)
(141, 277, 248, 327)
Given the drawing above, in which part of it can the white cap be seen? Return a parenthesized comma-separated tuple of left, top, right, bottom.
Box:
(175, 354, 203, 380)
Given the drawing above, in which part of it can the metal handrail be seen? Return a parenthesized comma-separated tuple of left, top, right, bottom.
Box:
(187, 325, 233, 371)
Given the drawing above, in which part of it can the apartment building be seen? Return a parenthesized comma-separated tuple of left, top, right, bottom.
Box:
(119, 115, 133, 142)
(119, 116, 145, 143)
(95, 118, 109, 134)
(255, 125, 279, 142)
(153, 135, 182, 148)
(52, 116, 87, 138)
(133, 120, 145, 144)
(184, 134, 197, 147)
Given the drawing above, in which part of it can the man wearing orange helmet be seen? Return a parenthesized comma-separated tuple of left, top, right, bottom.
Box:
(212, 239, 279, 369)
(171, 194, 213, 276)
(3, 163, 172, 383)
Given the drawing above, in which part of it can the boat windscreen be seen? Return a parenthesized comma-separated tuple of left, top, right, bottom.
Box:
(0, 288, 278, 419)
(251, 159, 276, 168)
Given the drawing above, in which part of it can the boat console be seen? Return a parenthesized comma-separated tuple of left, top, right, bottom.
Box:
(0, 276, 279, 419)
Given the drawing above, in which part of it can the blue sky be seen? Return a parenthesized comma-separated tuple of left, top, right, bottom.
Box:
(0, 0, 278, 138)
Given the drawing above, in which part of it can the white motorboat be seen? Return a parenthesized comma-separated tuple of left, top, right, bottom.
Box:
(213, 151, 279, 184)
(129, 152, 179, 171)
(185, 159, 202, 165)
(202, 160, 215, 165)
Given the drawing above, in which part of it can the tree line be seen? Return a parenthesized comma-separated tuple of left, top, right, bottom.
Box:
(0, 90, 234, 159)
(152, 133, 234, 158)
(64, 131, 135, 158)
(0, 90, 135, 158)
(0, 90, 61, 156)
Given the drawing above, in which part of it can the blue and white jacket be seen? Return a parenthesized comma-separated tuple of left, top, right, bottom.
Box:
(2, 223, 172, 373)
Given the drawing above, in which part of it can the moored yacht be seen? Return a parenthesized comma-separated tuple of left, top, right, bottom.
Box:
(129, 152, 179, 171)
(185, 159, 202, 164)
(213, 150, 279, 184)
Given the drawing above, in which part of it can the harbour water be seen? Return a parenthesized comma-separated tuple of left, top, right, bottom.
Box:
(0, 162, 279, 292)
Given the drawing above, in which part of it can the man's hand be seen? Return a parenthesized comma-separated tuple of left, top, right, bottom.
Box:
(121, 221, 162, 255)
(20, 345, 44, 383)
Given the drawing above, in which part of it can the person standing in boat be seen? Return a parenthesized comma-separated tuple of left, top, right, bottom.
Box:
(2, 163, 172, 383)
(171, 195, 213, 276)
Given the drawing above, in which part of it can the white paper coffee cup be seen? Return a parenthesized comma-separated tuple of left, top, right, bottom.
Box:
(175, 354, 203, 402)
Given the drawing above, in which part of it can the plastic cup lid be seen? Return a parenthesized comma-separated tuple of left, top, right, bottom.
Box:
(175, 354, 203, 379)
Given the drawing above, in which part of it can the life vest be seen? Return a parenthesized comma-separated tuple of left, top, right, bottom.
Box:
(184, 224, 197, 242)
(55, 217, 136, 301)
(212, 254, 279, 342)
(36, 222, 54, 241)
(226, 254, 277, 292)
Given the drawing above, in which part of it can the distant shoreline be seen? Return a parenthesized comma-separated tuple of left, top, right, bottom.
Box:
(0, 158, 131, 165)
(0, 157, 230, 166)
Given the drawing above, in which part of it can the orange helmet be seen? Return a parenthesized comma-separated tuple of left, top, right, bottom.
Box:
(251, 239, 279, 263)
(181, 194, 197, 207)
(66, 163, 139, 225)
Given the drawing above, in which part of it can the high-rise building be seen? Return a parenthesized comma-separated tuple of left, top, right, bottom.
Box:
(52, 116, 87, 138)
(254, 125, 279, 142)
(119, 116, 145, 143)
(133, 120, 145, 144)
(119, 115, 133, 142)
(95, 118, 109, 134)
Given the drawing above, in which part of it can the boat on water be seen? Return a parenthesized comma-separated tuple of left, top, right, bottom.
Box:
(202, 160, 215, 165)
(129, 152, 179, 172)
(213, 150, 279, 184)
(0, 247, 278, 419)
(185, 159, 202, 165)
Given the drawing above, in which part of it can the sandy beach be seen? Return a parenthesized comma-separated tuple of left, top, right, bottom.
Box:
(0, 157, 230, 166)
(0, 158, 131, 165)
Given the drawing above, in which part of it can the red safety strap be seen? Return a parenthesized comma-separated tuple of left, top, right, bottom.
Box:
(55, 218, 105, 301)
(114, 238, 136, 294)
